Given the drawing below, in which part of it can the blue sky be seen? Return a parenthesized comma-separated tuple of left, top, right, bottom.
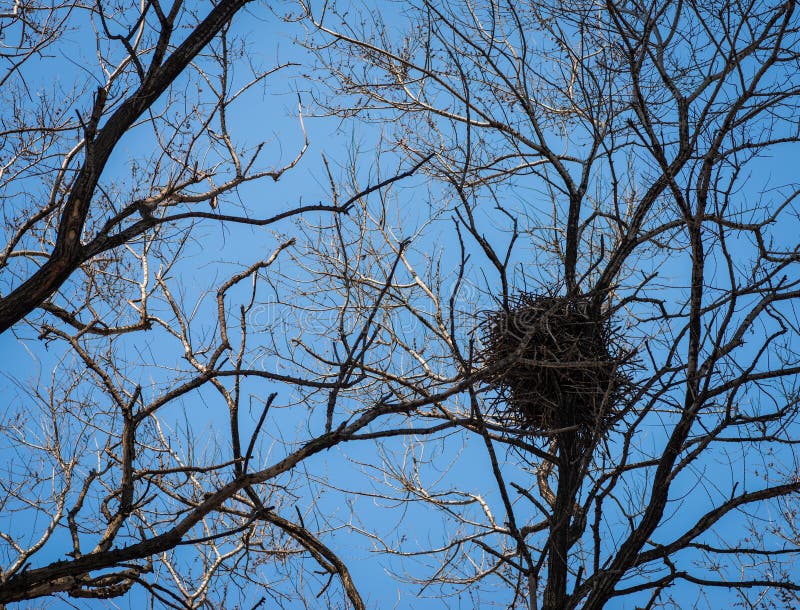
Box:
(2, 1, 800, 609)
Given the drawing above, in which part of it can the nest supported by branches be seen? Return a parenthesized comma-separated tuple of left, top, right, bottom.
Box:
(479, 292, 632, 446)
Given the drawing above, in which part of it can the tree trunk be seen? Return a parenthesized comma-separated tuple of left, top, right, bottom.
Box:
(542, 431, 581, 610)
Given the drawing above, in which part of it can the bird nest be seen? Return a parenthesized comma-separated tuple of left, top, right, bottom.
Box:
(479, 292, 632, 445)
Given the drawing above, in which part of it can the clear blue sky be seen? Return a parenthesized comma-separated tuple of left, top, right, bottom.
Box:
(2, 2, 799, 608)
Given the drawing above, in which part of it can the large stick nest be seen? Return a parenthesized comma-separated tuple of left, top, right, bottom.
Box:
(479, 292, 633, 445)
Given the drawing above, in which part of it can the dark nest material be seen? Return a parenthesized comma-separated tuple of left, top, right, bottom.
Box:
(479, 292, 634, 446)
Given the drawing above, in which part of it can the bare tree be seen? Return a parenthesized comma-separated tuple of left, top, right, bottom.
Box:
(0, 0, 278, 332)
(296, 0, 800, 608)
(5, 0, 800, 607)
(0, 1, 431, 607)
